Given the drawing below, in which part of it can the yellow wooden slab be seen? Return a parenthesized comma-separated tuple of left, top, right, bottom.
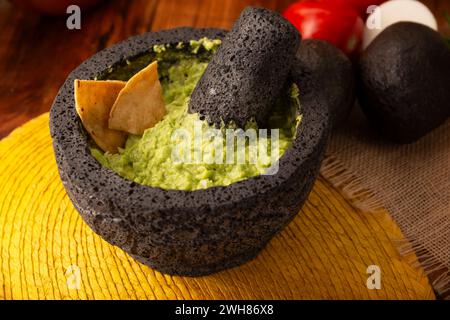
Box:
(0, 113, 434, 300)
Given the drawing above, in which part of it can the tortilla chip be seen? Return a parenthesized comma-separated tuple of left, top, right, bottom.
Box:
(74, 79, 127, 154)
(108, 61, 166, 135)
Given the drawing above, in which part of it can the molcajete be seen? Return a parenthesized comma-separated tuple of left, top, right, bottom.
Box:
(50, 28, 337, 276)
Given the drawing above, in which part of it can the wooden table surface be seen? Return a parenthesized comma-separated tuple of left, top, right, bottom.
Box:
(0, 0, 449, 138)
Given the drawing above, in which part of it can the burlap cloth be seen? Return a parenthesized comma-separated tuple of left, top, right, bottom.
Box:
(321, 105, 450, 298)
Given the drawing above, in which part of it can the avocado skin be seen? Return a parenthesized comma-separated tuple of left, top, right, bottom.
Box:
(50, 28, 332, 276)
(358, 22, 450, 144)
(292, 39, 355, 126)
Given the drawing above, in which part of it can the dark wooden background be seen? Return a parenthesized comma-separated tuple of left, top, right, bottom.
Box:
(0, 0, 449, 138)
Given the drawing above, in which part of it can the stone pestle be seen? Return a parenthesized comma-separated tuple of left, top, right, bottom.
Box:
(188, 6, 301, 128)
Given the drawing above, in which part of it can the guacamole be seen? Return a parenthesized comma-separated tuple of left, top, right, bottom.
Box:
(92, 38, 300, 191)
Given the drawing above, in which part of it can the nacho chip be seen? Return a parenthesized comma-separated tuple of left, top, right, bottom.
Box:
(108, 61, 166, 135)
(74, 79, 127, 154)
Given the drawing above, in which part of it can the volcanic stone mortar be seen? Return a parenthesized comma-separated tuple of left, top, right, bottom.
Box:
(50, 28, 333, 276)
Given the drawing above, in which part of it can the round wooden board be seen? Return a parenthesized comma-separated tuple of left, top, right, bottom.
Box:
(0, 114, 434, 300)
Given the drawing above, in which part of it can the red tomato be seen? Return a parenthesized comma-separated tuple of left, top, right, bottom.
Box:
(283, 1, 364, 57)
(319, 0, 387, 17)
(9, 0, 103, 16)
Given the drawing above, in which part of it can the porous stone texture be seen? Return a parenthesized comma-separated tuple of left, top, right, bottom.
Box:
(50, 27, 332, 276)
(188, 7, 301, 128)
(358, 22, 450, 143)
(292, 39, 355, 126)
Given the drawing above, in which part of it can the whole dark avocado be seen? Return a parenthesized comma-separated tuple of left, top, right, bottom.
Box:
(292, 39, 355, 126)
(189, 6, 300, 128)
(358, 22, 450, 143)
(49, 27, 344, 277)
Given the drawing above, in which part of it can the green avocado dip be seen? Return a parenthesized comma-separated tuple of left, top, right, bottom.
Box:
(92, 38, 301, 191)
